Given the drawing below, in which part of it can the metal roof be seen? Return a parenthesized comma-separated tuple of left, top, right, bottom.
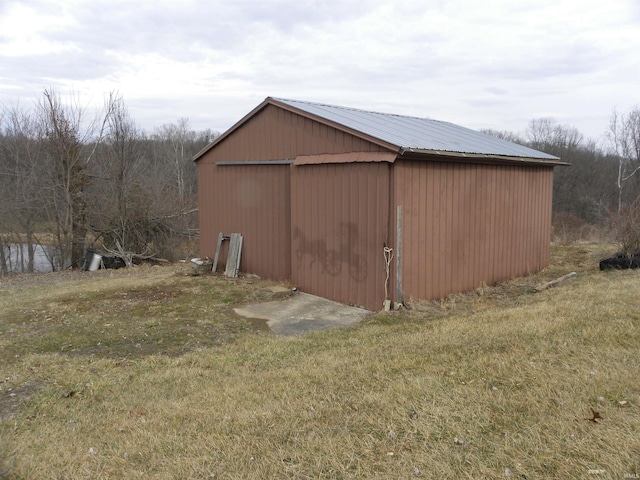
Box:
(273, 97, 560, 161)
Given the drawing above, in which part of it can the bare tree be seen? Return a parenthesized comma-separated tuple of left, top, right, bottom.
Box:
(86, 94, 151, 253)
(142, 121, 215, 259)
(0, 105, 48, 273)
(525, 118, 584, 157)
(154, 118, 194, 202)
(36, 89, 113, 268)
(606, 107, 640, 212)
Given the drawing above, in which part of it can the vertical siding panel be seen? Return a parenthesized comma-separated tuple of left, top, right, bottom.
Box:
(470, 166, 479, 286)
(401, 162, 411, 300)
(419, 162, 428, 297)
(519, 169, 526, 274)
(536, 171, 551, 265)
(543, 170, 550, 266)
(508, 167, 516, 279)
(469, 165, 477, 288)
(458, 165, 466, 291)
(500, 167, 507, 280)
(295, 114, 304, 154)
(398, 163, 409, 300)
(481, 166, 489, 285)
(416, 162, 424, 298)
(480, 166, 488, 284)
(368, 164, 378, 308)
(447, 164, 454, 292)
(503, 166, 511, 281)
(541, 170, 548, 267)
(530, 170, 536, 269)
(460, 164, 468, 291)
(480, 166, 489, 285)
(472, 166, 481, 288)
(451, 164, 460, 293)
(485, 168, 498, 285)
(523, 168, 529, 274)
(347, 165, 357, 304)
(410, 162, 420, 298)
(497, 167, 504, 280)
(460, 164, 469, 291)
(446, 165, 454, 295)
(545, 169, 553, 264)
(503, 167, 511, 280)
(437, 164, 446, 299)
(432, 162, 439, 299)
(424, 162, 434, 299)
(466, 166, 475, 288)
(490, 166, 499, 284)
(533, 170, 540, 268)
(443, 165, 450, 295)
(521, 168, 529, 274)
(403, 163, 411, 298)
(517, 167, 525, 276)
(461, 165, 471, 290)
(318, 164, 328, 296)
(429, 164, 438, 299)
(515, 168, 522, 275)
(531, 170, 542, 270)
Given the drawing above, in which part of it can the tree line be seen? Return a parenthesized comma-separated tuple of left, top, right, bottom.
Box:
(0, 90, 216, 274)
(1, 90, 639, 274)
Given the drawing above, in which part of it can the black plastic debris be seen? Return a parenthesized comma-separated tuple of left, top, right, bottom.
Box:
(599, 253, 640, 270)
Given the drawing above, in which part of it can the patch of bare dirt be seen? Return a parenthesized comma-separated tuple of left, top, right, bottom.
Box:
(0, 381, 44, 421)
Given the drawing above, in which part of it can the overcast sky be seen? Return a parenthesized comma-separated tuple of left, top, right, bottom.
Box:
(1, 0, 638, 141)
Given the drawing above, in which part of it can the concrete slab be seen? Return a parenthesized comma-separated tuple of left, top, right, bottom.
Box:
(234, 292, 370, 336)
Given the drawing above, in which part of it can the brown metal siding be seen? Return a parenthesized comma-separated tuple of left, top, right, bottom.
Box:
(196, 104, 386, 165)
(393, 160, 553, 302)
(290, 163, 390, 310)
(198, 163, 291, 281)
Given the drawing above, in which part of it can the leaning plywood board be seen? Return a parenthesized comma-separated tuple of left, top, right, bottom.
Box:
(224, 233, 243, 278)
(212, 233, 225, 273)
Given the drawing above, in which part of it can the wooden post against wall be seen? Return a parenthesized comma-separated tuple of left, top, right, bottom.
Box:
(396, 205, 403, 305)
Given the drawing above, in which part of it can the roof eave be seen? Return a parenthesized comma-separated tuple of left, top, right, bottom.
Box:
(399, 148, 568, 166)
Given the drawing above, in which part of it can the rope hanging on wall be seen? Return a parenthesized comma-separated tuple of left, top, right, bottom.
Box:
(383, 245, 394, 306)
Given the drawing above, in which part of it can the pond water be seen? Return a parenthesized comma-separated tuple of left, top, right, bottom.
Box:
(1, 243, 59, 274)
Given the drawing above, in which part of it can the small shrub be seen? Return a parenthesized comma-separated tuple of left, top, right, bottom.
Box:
(551, 212, 608, 244)
(613, 199, 640, 257)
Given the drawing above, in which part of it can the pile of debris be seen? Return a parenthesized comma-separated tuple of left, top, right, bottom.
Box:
(599, 253, 640, 270)
(81, 248, 125, 271)
(81, 247, 168, 271)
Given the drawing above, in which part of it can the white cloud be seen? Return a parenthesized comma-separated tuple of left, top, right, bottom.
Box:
(0, 2, 79, 56)
(0, 0, 638, 140)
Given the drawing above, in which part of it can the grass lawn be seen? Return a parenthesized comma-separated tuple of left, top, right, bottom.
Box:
(1, 245, 639, 479)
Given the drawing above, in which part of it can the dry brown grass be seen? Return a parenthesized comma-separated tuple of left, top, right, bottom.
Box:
(1, 244, 639, 479)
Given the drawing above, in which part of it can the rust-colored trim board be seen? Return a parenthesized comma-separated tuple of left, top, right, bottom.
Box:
(294, 152, 397, 165)
(216, 160, 294, 166)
